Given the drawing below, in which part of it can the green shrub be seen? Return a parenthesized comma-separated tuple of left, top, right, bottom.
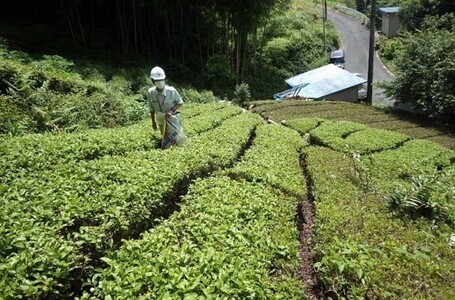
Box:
(0, 60, 23, 94)
(314, 239, 381, 299)
(386, 167, 455, 224)
(107, 75, 133, 95)
(378, 36, 403, 62)
(0, 96, 31, 134)
(31, 55, 75, 73)
(383, 14, 455, 117)
(233, 82, 251, 106)
(0, 41, 151, 134)
(179, 87, 220, 103)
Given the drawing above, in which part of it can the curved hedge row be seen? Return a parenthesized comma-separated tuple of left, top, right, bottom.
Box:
(0, 110, 261, 299)
(286, 118, 410, 154)
(221, 124, 307, 197)
(0, 102, 242, 181)
(84, 123, 307, 299)
(305, 144, 455, 299)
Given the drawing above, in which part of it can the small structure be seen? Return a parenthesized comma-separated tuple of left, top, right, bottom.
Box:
(379, 7, 400, 38)
(274, 64, 366, 102)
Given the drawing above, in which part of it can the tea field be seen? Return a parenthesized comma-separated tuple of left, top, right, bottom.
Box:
(1, 101, 454, 299)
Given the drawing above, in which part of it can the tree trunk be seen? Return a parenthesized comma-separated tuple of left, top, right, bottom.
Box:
(75, 6, 87, 50)
(165, 0, 173, 61)
(133, 0, 138, 54)
(235, 28, 241, 84)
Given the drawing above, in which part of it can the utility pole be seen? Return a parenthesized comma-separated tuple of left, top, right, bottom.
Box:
(322, 0, 327, 53)
(366, 0, 376, 105)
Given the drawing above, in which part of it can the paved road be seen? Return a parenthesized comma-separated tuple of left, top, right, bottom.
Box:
(327, 9, 396, 106)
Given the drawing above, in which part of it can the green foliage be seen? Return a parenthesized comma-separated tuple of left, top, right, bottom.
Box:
(350, 152, 373, 191)
(286, 117, 323, 134)
(242, 2, 339, 99)
(32, 55, 76, 73)
(221, 124, 307, 196)
(179, 87, 220, 104)
(252, 100, 455, 151)
(366, 139, 455, 185)
(305, 144, 455, 299)
(314, 239, 381, 299)
(85, 121, 306, 299)
(383, 13, 455, 117)
(2, 99, 455, 298)
(399, 0, 455, 31)
(204, 54, 236, 98)
(386, 167, 455, 224)
(0, 96, 31, 134)
(0, 43, 149, 134)
(86, 177, 303, 299)
(1, 107, 263, 298)
(309, 120, 402, 153)
(233, 82, 251, 106)
(377, 35, 404, 72)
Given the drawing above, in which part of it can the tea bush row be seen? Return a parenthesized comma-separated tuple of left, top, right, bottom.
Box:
(290, 119, 410, 154)
(84, 123, 307, 299)
(0, 102, 241, 180)
(0, 112, 262, 299)
(221, 124, 307, 197)
(305, 145, 455, 299)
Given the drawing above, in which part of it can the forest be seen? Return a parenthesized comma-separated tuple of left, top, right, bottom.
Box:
(1, 0, 337, 98)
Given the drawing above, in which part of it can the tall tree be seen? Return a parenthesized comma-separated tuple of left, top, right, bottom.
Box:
(383, 13, 455, 117)
(399, 0, 455, 30)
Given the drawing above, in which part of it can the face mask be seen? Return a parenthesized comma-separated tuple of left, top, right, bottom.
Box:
(154, 80, 165, 89)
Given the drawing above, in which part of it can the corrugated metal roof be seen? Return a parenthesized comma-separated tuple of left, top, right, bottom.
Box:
(284, 64, 366, 99)
(379, 7, 400, 14)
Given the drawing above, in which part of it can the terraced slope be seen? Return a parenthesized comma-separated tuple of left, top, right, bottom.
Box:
(252, 100, 455, 150)
(1, 101, 454, 299)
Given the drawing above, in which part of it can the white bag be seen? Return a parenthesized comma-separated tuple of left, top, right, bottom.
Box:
(161, 115, 187, 149)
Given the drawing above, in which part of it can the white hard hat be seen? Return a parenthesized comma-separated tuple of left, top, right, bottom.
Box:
(150, 66, 166, 80)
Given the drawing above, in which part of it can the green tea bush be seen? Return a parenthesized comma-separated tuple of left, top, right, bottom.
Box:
(85, 121, 306, 299)
(179, 87, 220, 103)
(366, 139, 455, 185)
(86, 178, 304, 299)
(1, 111, 263, 299)
(222, 124, 307, 197)
(314, 238, 382, 299)
(305, 144, 455, 299)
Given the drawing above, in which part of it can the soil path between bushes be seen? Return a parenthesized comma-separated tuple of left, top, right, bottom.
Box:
(298, 154, 320, 300)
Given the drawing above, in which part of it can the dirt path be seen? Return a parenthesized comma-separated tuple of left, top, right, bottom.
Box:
(298, 154, 320, 299)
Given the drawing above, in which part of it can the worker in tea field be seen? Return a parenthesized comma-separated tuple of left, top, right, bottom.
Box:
(147, 66, 186, 148)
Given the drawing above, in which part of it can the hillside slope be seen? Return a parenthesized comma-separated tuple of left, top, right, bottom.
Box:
(1, 101, 454, 299)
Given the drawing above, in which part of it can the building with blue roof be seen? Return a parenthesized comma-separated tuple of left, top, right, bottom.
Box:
(274, 64, 367, 102)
